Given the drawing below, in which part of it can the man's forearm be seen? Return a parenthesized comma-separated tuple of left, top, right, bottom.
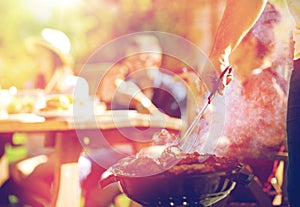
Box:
(209, 0, 268, 73)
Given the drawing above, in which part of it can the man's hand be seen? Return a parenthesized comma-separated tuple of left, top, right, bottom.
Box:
(199, 62, 232, 95)
(207, 66, 232, 102)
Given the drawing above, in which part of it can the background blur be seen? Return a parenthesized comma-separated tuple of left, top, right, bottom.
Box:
(0, 0, 294, 89)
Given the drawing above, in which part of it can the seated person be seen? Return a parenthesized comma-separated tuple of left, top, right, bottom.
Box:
(25, 28, 89, 151)
(25, 28, 89, 95)
(6, 29, 89, 206)
(97, 34, 187, 118)
(81, 34, 188, 207)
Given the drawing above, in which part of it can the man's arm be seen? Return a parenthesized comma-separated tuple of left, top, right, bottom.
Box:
(200, 0, 267, 92)
(210, 0, 268, 73)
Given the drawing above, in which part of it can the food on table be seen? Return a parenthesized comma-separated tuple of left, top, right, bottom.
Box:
(6, 96, 35, 114)
(39, 94, 73, 112)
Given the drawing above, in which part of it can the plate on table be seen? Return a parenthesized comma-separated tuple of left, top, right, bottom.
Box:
(34, 94, 74, 118)
(34, 109, 74, 118)
(4, 113, 45, 122)
(35, 94, 107, 118)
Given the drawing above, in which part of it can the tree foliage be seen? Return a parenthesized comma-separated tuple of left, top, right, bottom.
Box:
(0, 0, 290, 89)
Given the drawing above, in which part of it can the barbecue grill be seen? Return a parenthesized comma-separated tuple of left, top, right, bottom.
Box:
(100, 153, 253, 207)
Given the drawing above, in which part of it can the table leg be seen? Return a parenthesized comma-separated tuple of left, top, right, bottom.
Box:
(0, 133, 13, 187)
(51, 131, 83, 207)
(0, 133, 13, 157)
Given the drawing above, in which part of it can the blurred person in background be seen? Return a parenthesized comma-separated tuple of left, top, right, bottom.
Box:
(201, 0, 299, 205)
(25, 28, 88, 95)
(97, 34, 187, 118)
(23, 28, 88, 152)
(2, 28, 89, 206)
(24, 28, 89, 152)
(80, 34, 187, 207)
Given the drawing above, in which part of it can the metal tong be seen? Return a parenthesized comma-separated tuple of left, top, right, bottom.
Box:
(177, 66, 232, 152)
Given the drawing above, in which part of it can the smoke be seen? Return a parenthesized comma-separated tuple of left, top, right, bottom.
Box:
(219, 69, 287, 158)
